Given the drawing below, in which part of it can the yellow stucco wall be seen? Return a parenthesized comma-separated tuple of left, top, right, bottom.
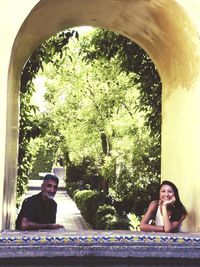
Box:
(0, 0, 200, 231)
(0, 0, 39, 229)
(160, 1, 200, 231)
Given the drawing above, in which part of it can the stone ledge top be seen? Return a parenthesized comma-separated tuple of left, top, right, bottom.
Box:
(0, 230, 200, 260)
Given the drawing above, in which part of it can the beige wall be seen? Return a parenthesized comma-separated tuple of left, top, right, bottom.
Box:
(160, 1, 200, 231)
(0, 0, 200, 231)
(0, 0, 39, 229)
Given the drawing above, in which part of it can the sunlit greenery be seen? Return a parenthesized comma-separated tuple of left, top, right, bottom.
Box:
(18, 27, 161, 226)
(18, 30, 78, 198)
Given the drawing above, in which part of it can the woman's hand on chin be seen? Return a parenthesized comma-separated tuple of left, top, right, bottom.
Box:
(162, 197, 176, 207)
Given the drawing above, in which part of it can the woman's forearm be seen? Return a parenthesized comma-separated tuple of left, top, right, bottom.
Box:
(140, 223, 164, 232)
(161, 205, 174, 232)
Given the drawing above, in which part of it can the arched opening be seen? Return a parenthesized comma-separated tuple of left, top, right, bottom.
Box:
(4, 0, 200, 231)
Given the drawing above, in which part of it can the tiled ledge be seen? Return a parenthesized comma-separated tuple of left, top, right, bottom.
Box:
(0, 230, 200, 261)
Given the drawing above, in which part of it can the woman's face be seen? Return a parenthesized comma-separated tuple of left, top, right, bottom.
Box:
(159, 184, 175, 202)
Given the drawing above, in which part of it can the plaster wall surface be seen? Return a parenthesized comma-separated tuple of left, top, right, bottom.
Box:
(0, 0, 200, 231)
(160, 1, 200, 231)
(0, 0, 39, 229)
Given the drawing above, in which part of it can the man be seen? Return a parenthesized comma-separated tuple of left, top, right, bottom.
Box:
(16, 174, 64, 230)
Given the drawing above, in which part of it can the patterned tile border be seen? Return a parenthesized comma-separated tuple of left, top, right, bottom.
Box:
(0, 231, 200, 246)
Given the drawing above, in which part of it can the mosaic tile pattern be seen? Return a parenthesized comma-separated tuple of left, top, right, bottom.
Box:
(0, 231, 200, 246)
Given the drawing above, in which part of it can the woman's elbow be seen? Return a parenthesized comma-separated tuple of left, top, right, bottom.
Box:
(139, 223, 147, 232)
(163, 226, 175, 233)
(163, 228, 171, 233)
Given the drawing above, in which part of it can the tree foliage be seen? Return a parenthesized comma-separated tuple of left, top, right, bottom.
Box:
(80, 29, 161, 138)
(31, 29, 160, 216)
(19, 27, 161, 222)
(18, 30, 78, 198)
(80, 29, 161, 189)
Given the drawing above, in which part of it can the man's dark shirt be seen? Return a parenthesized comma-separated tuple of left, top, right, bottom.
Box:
(16, 192, 57, 230)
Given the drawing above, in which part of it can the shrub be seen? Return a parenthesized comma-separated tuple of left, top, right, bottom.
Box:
(95, 204, 116, 229)
(105, 216, 129, 230)
(74, 190, 104, 227)
(105, 215, 129, 230)
(94, 213, 129, 230)
(65, 182, 79, 198)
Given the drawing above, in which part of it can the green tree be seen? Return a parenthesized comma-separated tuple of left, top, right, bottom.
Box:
(18, 30, 78, 198)
(80, 29, 161, 136)
(34, 29, 158, 207)
(80, 28, 161, 185)
(26, 28, 161, 219)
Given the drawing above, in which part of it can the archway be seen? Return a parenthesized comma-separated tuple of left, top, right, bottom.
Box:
(4, 0, 200, 231)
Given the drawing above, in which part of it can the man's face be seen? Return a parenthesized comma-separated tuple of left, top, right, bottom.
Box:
(41, 179, 58, 199)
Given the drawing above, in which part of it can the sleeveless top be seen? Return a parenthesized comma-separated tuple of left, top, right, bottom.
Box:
(154, 204, 182, 232)
(155, 205, 164, 226)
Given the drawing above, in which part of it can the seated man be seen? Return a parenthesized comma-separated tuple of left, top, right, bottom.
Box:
(16, 174, 64, 230)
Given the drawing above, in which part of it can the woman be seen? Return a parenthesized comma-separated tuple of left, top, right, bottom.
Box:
(140, 180, 186, 232)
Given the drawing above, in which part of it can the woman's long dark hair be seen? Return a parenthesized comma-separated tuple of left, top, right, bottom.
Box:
(158, 180, 187, 221)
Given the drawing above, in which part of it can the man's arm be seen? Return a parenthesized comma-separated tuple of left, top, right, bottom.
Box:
(20, 217, 63, 230)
